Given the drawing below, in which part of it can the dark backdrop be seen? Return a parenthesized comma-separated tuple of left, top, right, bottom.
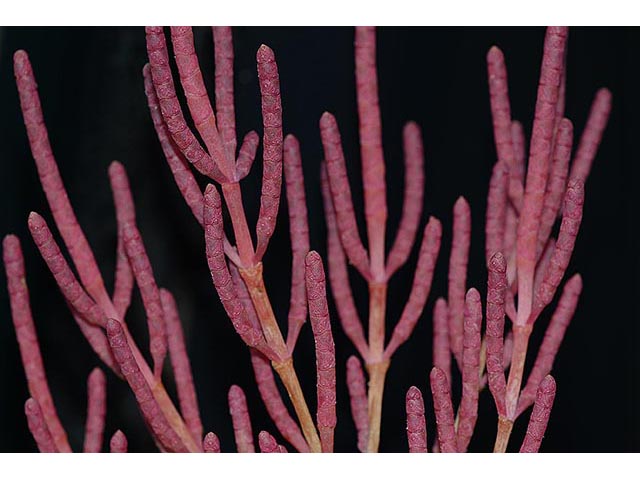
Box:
(0, 27, 637, 453)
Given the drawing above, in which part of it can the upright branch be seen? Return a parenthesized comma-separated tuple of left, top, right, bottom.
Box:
(24, 398, 57, 453)
(405, 386, 428, 453)
(228, 385, 255, 453)
(321, 27, 438, 452)
(83, 368, 107, 453)
(519, 376, 556, 453)
(146, 27, 321, 452)
(110, 430, 128, 453)
(305, 252, 337, 453)
(346, 356, 369, 453)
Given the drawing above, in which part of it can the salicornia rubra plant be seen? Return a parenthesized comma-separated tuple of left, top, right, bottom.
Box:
(403, 26, 610, 453)
(3, 26, 610, 453)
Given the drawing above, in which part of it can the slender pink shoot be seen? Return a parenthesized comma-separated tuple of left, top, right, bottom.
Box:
(258, 431, 282, 453)
(203, 432, 221, 453)
(320, 163, 368, 360)
(516, 27, 568, 326)
(14, 50, 110, 310)
(569, 88, 612, 183)
(110, 430, 128, 453)
(3, 235, 71, 452)
(143, 64, 206, 226)
(346, 356, 368, 453)
(305, 251, 337, 453)
(254, 44, 284, 261)
(485, 253, 508, 417)
(25, 398, 57, 453)
(355, 26, 387, 281)
(320, 112, 371, 280)
(169, 27, 230, 177)
(531, 180, 584, 321)
(145, 27, 227, 182)
(105, 319, 192, 453)
(456, 288, 482, 452)
(432, 298, 451, 388)
(203, 184, 273, 357)
(386, 122, 425, 278)
(536, 118, 573, 258)
(430, 367, 457, 453)
(448, 196, 471, 364)
(384, 218, 442, 359)
(228, 385, 255, 453)
(283, 135, 310, 351)
(108, 162, 135, 320)
(485, 161, 509, 264)
(406, 386, 428, 453)
(212, 26, 237, 160)
(519, 375, 556, 453)
(160, 289, 203, 442)
(83, 368, 107, 453)
(122, 222, 167, 378)
(517, 274, 581, 417)
(235, 131, 260, 181)
(487, 46, 522, 209)
(250, 351, 309, 452)
(28, 213, 106, 328)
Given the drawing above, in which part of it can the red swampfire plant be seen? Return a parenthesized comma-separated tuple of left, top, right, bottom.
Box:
(404, 26, 611, 453)
(3, 27, 610, 453)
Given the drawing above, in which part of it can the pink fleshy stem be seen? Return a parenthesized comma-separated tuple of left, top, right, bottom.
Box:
(235, 131, 260, 181)
(110, 430, 128, 453)
(320, 112, 371, 280)
(203, 432, 221, 453)
(28, 213, 107, 328)
(569, 88, 613, 183)
(530, 180, 584, 321)
(249, 350, 309, 452)
(25, 398, 58, 453)
(144, 27, 228, 183)
(430, 367, 457, 453)
(108, 162, 135, 320)
(320, 164, 368, 360)
(258, 431, 284, 453)
(487, 46, 523, 210)
(503, 205, 518, 288)
(456, 289, 482, 452)
(305, 251, 337, 453)
(3, 235, 71, 453)
(515, 27, 568, 327)
(253, 44, 284, 262)
(448, 196, 471, 366)
(485, 161, 509, 264)
(13, 50, 111, 311)
(432, 298, 451, 389)
(519, 375, 556, 453)
(143, 64, 206, 227)
(536, 119, 573, 259)
(386, 121, 425, 279)
(355, 26, 387, 281)
(160, 289, 203, 443)
(122, 222, 168, 379)
(346, 356, 369, 453)
(384, 217, 442, 359)
(70, 310, 120, 376)
(169, 27, 231, 177)
(517, 274, 581, 418)
(83, 368, 107, 453)
(284, 135, 310, 352)
(406, 386, 428, 453)
(534, 238, 556, 296)
(212, 26, 237, 161)
(203, 184, 274, 358)
(228, 385, 255, 453)
(485, 253, 508, 418)
(105, 319, 198, 452)
(143, 63, 241, 265)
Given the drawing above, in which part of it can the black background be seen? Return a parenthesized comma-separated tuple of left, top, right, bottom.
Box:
(0, 27, 637, 453)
